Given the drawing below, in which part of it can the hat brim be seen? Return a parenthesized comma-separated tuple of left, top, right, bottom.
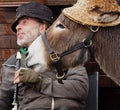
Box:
(11, 14, 37, 33)
(11, 15, 52, 33)
(63, 7, 120, 27)
(11, 15, 40, 33)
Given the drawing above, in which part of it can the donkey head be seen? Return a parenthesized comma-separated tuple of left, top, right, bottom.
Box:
(26, 13, 92, 72)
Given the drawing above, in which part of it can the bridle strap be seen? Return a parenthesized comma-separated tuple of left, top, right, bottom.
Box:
(42, 32, 54, 54)
(42, 32, 65, 84)
(61, 26, 99, 62)
(61, 31, 95, 57)
(41, 26, 98, 84)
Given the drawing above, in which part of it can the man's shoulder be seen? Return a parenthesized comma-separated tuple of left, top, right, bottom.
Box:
(3, 54, 17, 66)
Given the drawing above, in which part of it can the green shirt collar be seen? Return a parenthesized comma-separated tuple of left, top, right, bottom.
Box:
(19, 47, 28, 55)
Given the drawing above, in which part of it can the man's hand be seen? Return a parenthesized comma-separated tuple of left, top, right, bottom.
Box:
(14, 68, 40, 84)
(14, 69, 21, 83)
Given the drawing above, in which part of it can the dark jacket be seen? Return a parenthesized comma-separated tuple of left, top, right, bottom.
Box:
(0, 53, 88, 110)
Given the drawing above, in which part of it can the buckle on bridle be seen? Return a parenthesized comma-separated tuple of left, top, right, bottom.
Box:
(82, 39, 92, 48)
(50, 53, 60, 62)
(56, 72, 66, 79)
(90, 26, 99, 32)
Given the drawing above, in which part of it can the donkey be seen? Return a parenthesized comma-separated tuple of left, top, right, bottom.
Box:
(26, 0, 120, 85)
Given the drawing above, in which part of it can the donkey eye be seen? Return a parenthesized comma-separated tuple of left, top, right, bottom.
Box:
(56, 24, 65, 29)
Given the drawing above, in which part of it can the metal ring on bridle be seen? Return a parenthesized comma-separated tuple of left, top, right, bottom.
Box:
(90, 26, 99, 32)
(82, 39, 92, 48)
(56, 72, 66, 79)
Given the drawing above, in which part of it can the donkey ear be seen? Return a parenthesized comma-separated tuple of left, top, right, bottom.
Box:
(92, 13, 119, 23)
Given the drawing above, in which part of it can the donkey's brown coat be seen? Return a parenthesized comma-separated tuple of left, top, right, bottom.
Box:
(45, 13, 120, 85)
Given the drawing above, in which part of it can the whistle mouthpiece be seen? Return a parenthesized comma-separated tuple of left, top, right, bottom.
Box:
(16, 51, 22, 59)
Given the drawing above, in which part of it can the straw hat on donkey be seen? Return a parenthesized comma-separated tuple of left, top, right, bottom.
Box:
(63, 0, 120, 27)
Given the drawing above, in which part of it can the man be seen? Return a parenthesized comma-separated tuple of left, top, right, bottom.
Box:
(0, 2, 88, 110)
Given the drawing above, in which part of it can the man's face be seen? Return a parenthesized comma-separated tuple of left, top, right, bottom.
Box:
(16, 17, 41, 47)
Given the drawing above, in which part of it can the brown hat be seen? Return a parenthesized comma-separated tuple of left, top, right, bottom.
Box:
(11, 2, 53, 33)
(63, 0, 120, 27)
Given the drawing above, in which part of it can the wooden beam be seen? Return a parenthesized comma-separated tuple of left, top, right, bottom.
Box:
(0, 49, 18, 61)
(0, 0, 77, 7)
(0, 2, 29, 7)
(46, 0, 77, 5)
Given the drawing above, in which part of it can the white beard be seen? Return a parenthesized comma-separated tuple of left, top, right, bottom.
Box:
(26, 36, 48, 72)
